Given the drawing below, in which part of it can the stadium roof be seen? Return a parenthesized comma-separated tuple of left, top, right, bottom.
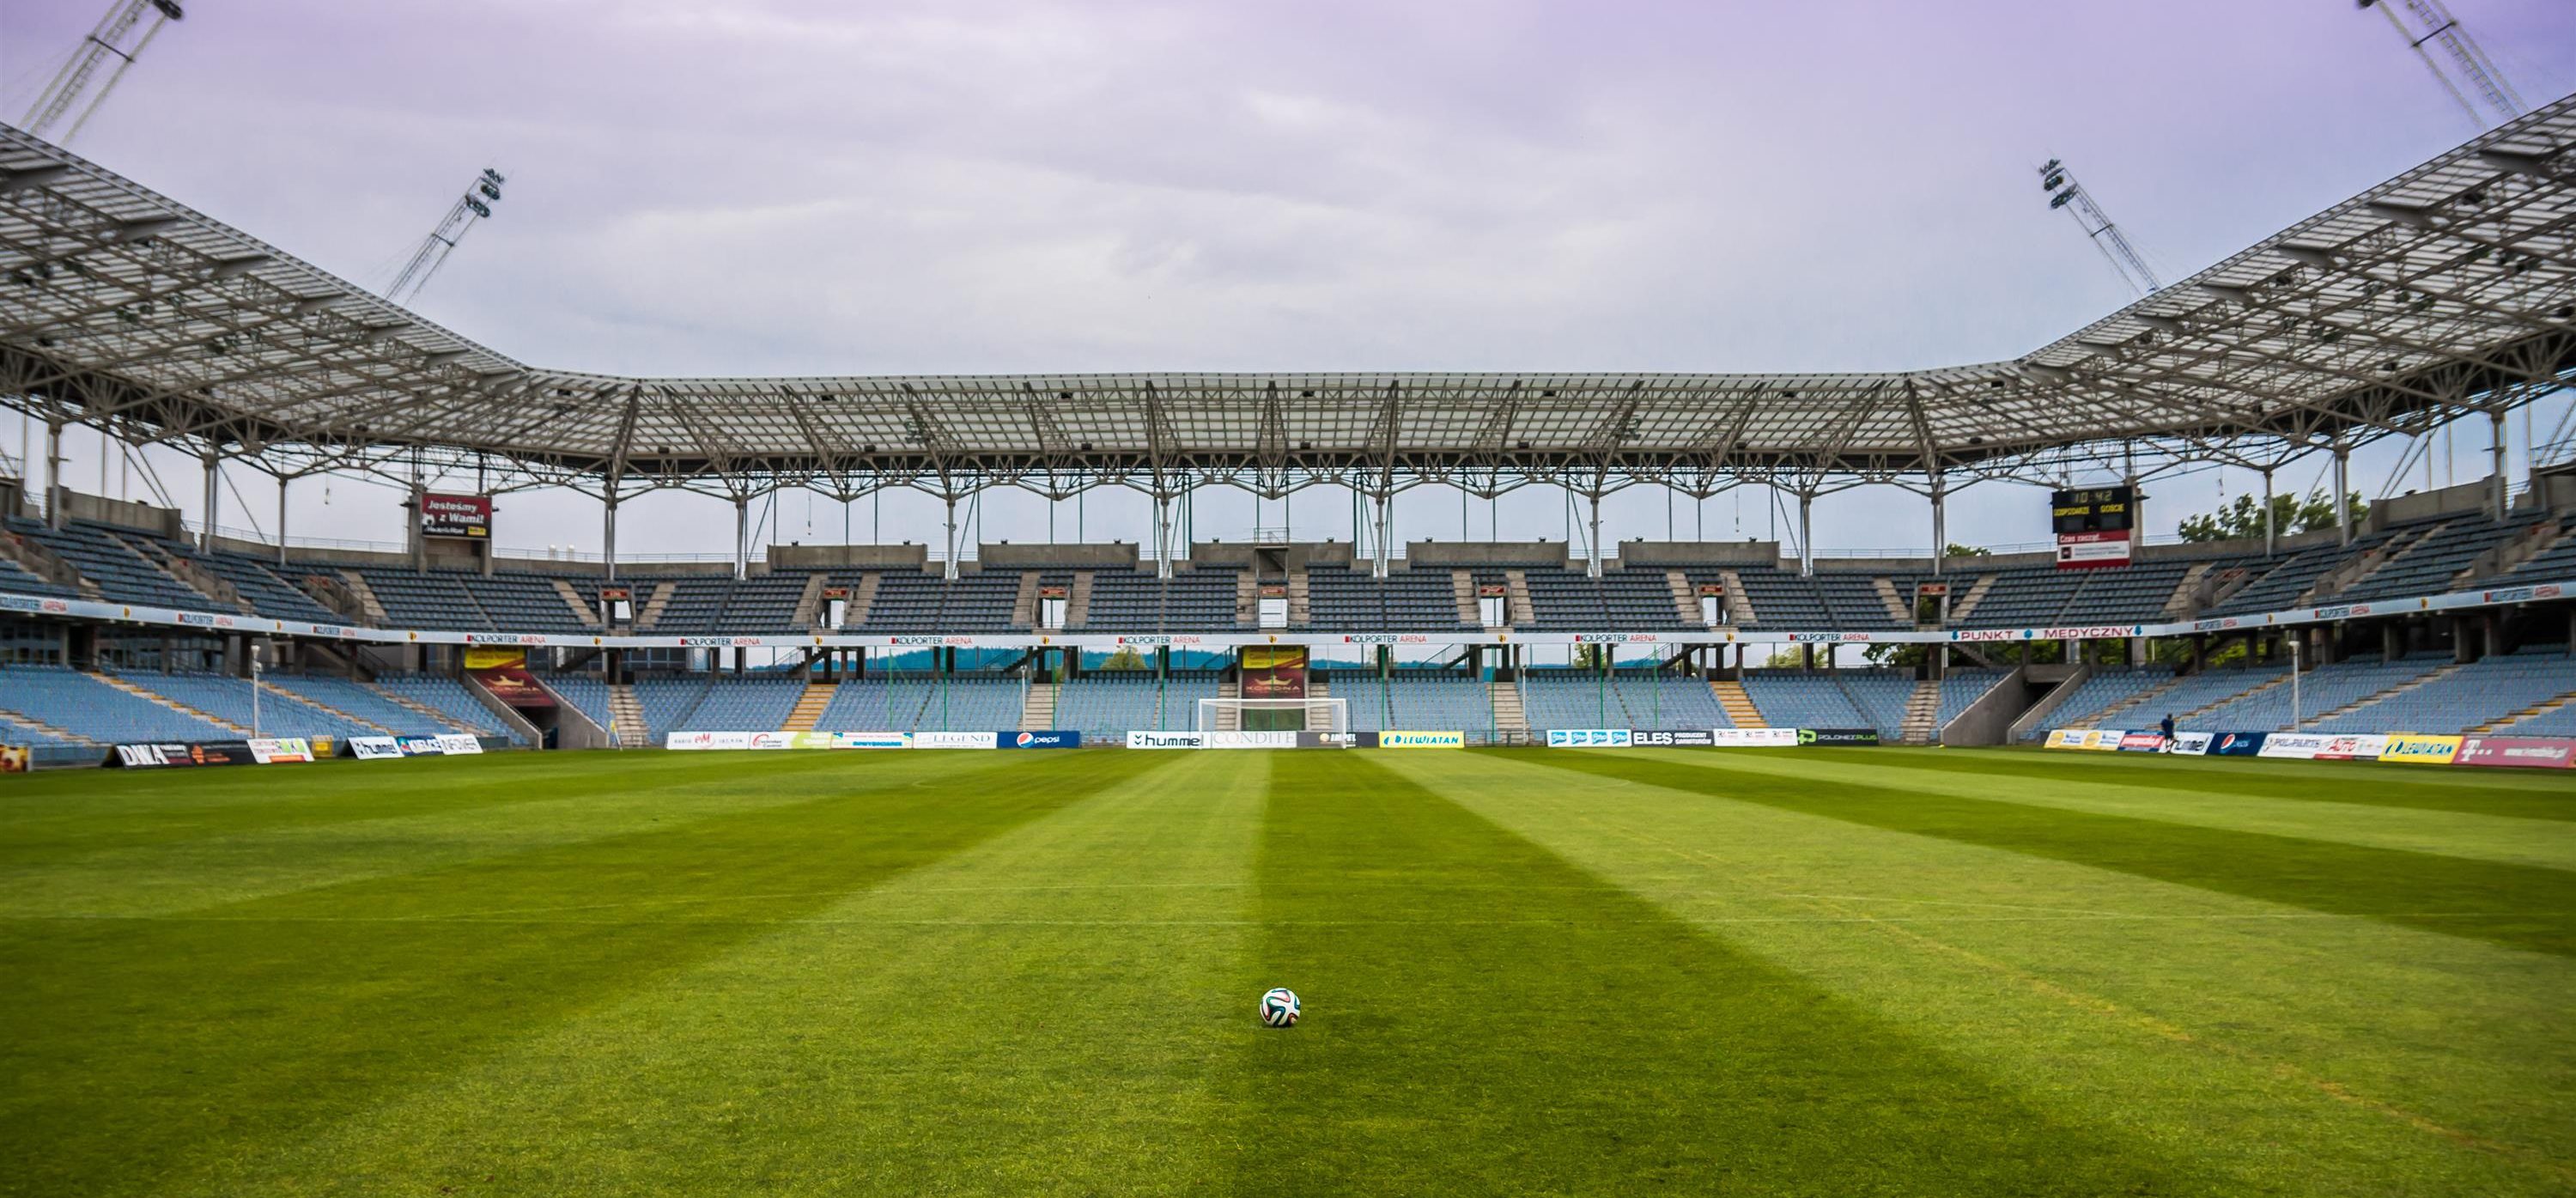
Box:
(3, 96, 2573, 503)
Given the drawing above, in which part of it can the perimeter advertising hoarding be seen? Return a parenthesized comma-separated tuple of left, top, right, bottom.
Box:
(2313, 734, 2387, 761)
(1629, 729, 1717, 747)
(1378, 730, 1466, 748)
(112, 740, 310, 767)
(113, 742, 258, 768)
(1206, 731, 1298, 750)
(2257, 733, 2336, 760)
(2379, 733, 2463, 765)
(1798, 728, 1881, 745)
(421, 493, 493, 538)
(2168, 732, 2215, 755)
(1296, 732, 1371, 748)
(1127, 731, 1206, 750)
(2454, 736, 2576, 769)
(1547, 729, 1632, 748)
(914, 731, 999, 750)
(0, 745, 27, 773)
(2205, 732, 2267, 757)
(2117, 733, 2166, 751)
(349, 737, 404, 760)
(2043, 728, 2124, 751)
(1710, 727, 1800, 747)
(1005, 731, 1082, 749)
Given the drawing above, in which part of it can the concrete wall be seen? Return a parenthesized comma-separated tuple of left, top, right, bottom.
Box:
(1406, 540, 1568, 568)
(1940, 666, 2031, 746)
(1614, 540, 1779, 567)
(975, 542, 1137, 569)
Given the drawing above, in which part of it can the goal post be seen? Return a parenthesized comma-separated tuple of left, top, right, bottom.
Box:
(1196, 697, 1350, 734)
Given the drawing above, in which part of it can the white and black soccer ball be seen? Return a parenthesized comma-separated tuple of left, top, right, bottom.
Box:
(1259, 987, 1300, 1028)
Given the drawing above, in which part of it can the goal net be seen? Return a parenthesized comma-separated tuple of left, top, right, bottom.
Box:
(1195, 697, 1350, 733)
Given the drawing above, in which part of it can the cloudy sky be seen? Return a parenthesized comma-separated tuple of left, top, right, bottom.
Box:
(4, 0, 2573, 560)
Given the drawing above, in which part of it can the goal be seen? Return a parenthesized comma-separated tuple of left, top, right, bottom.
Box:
(1195, 697, 1350, 733)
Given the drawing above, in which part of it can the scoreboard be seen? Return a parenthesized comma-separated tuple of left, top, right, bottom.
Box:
(2051, 485, 2136, 569)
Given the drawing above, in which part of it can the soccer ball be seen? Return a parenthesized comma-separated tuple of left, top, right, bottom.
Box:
(1259, 987, 1300, 1027)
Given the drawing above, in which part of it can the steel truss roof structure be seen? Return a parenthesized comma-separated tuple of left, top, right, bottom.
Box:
(2, 98, 2574, 513)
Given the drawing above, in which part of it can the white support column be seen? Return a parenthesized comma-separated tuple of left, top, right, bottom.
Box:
(43, 419, 63, 529)
(2491, 409, 2509, 521)
(1371, 492, 1393, 579)
(201, 450, 221, 550)
(2260, 467, 2276, 557)
(1929, 477, 1947, 578)
(732, 494, 750, 580)
(408, 477, 426, 571)
(1585, 492, 1604, 580)
(1153, 491, 1176, 581)
(276, 474, 289, 566)
(602, 490, 619, 583)
(1797, 490, 1814, 578)
(941, 494, 960, 581)
(2332, 444, 2352, 547)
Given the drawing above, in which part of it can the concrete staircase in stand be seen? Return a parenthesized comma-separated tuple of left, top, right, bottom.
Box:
(93, 672, 249, 734)
(607, 684, 648, 746)
(1710, 678, 1765, 727)
(0, 706, 97, 745)
(634, 581, 674, 630)
(551, 577, 601, 627)
(1947, 575, 1996, 623)
(1489, 678, 1528, 742)
(1874, 578, 1911, 625)
(781, 679, 835, 732)
(1452, 569, 1481, 626)
(2476, 685, 2576, 733)
(370, 683, 479, 733)
(1020, 681, 1057, 731)
(1899, 678, 1941, 745)
(265, 682, 396, 735)
(1667, 570, 1700, 626)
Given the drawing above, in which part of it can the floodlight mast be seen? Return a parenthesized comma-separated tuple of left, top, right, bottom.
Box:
(18, 0, 185, 148)
(384, 167, 506, 306)
(2038, 158, 2162, 296)
(2359, 0, 2526, 129)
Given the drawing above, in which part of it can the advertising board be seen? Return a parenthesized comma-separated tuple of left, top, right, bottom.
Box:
(434, 734, 484, 756)
(2257, 733, 2337, 760)
(1798, 728, 1881, 746)
(1546, 729, 1632, 748)
(2205, 732, 2268, 757)
(2167, 732, 2214, 755)
(243, 738, 312, 763)
(2313, 734, 2387, 761)
(914, 731, 999, 750)
(2117, 733, 2166, 751)
(1296, 731, 1370, 749)
(2379, 733, 2463, 765)
(1206, 731, 1298, 750)
(348, 737, 404, 760)
(2043, 728, 2123, 751)
(1710, 727, 1800, 747)
(1377, 730, 1466, 748)
(420, 492, 493, 538)
(2453, 736, 2576, 769)
(0, 745, 25, 773)
(1127, 731, 1206, 750)
(112, 741, 259, 768)
(1005, 731, 1082, 749)
(1628, 729, 1716, 747)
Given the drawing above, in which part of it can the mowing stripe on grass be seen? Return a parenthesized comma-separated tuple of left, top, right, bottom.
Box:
(1229, 751, 2216, 1195)
(1828, 749, 2576, 823)
(0, 749, 1037, 919)
(180, 751, 1267, 1198)
(0, 750, 1168, 1198)
(1384, 750, 2576, 1195)
(1615, 747, 2576, 873)
(1519, 750, 2576, 958)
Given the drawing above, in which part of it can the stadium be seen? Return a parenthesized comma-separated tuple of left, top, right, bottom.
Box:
(3, 3, 2575, 1195)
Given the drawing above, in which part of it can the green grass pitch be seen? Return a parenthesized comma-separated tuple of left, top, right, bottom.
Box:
(3, 746, 2571, 1195)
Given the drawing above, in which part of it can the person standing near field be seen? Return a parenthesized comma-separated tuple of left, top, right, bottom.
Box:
(2160, 713, 2176, 751)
